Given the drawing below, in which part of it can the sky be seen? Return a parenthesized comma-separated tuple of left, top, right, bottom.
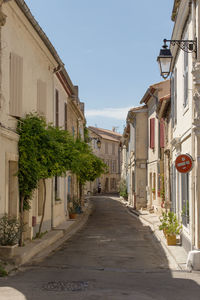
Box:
(27, 0, 174, 133)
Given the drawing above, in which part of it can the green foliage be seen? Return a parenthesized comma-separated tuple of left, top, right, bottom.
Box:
(17, 114, 106, 213)
(33, 230, 48, 240)
(119, 179, 128, 199)
(17, 114, 75, 210)
(68, 197, 82, 214)
(0, 215, 22, 246)
(159, 211, 182, 236)
(84, 126, 90, 142)
(17, 114, 46, 209)
(0, 264, 7, 277)
(71, 139, 107, 184)
(160, 174, 165, 199)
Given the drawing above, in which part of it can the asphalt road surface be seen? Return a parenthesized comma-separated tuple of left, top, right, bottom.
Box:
(0, 196, 200, 300)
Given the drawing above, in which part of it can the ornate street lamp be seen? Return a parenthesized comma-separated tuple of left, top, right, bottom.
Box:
(89, 137, 101, 149)
(96, 139, 101, 149)
(157, 39, 197, 79)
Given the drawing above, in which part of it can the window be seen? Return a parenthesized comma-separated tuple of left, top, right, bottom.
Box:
(132, 172, 135, 193)
(112, 143, 115, 155)
(181, 173, 189, 227)
(55, 90, 59, 127)
(171, 165, 176, 213)
(10, 53, 23, 117)
(112, 160, 116, 173)
(105, 142, 108, 154)
(150, 118, 155, 149)
(64, 102, 68, 130)
(55, 176, 59, 201)
(72, 126, 75, 137)
(37, 80, 47, 116)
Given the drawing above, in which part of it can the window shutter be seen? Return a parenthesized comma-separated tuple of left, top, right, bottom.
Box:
(64, 102, 68, 130)
(150, 118, 155, 149)
(55, 90, 59, 127)
(10, 53, 23, 117)
(37, 80, 47, 116)
(160, 119, 165, 148)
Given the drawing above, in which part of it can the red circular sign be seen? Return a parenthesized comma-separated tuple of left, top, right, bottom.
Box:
(175, 154, 193, 173)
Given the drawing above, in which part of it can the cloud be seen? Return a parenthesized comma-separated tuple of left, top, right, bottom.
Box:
(85, 107, 131, 120)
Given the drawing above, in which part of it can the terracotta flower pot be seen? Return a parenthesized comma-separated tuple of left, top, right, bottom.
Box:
(166, 234, 176, 246)
(69, 213, 77, 219)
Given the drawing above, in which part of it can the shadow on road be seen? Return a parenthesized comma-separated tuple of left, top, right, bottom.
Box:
(0, 196, 200, 300)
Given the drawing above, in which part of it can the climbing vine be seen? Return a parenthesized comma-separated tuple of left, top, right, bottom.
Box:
(17, 114, 106, 241)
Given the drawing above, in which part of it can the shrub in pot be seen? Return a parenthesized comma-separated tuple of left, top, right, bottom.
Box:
(159, 211, 182, 245)
(0, 214, 21, 246)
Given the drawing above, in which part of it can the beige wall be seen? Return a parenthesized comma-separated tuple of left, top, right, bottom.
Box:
(87, 130, 121, 194)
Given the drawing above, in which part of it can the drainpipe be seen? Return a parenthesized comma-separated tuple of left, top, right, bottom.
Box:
(191, 0, 197, 250)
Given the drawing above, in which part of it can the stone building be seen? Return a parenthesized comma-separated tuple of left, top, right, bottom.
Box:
(0, 0, 85, 239)
(140, 80, 170, 214)
(122, 105, 148, 209)
(87, 127, 122, 194)
(165, 0, 200, 253)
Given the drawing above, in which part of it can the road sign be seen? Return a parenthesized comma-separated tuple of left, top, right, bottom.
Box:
(175, 154, 193, 173)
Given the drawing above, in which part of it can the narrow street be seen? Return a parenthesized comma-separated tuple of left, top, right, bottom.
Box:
(0, 196, 200, 300)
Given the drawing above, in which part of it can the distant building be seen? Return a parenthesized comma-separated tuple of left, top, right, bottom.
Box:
(122, 105, 148, 209)
(140, 80, 170, 214)
(87, 127, 122, 195)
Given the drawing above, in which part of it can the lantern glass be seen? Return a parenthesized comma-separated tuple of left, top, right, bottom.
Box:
(97, 139, 101, 149)
(157, 48, 173, 79)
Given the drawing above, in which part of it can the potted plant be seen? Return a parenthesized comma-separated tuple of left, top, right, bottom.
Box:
(68, 198, 82, 219)
(159, 212, 168, 237)
(159, 211, 182, 245)
(119, 179, 128, 200)
(0, 215, 22, 258)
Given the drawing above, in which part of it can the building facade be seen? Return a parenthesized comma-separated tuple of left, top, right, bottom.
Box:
(169, 0, 200, 252)
(0, 0, 85, 239)
(122, 105, 148, 209)
(87, 127, 122, 195)
(140, 80, 170, 214)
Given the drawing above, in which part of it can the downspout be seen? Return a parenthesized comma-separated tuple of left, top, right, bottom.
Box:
(50, 66, 60, 228)
(191, 0, 197, 250)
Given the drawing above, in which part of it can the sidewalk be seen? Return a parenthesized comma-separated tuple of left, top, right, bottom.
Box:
(115, 197, 188, 271)
(2, 200, 93, 274)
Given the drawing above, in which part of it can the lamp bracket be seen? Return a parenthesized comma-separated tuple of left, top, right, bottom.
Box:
(163, 38, 197, 54)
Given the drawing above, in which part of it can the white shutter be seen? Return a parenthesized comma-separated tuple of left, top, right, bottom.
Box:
(10, 53, 23, 117)
(37, 80, 47, 116)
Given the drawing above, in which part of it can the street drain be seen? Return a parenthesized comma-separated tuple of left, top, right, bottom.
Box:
(43, 280, 89, 292)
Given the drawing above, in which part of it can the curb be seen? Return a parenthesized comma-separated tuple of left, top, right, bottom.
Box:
(125, 206, 185, 271)
(138, 214, 181, 270)
(4, 201, 94, 274)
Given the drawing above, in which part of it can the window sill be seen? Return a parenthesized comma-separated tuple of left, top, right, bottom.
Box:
(55, 200, 62, 205)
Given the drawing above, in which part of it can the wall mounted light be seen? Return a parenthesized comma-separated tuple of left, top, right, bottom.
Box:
(89, 137, 101, 149)
(157, 38, 197, 79)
